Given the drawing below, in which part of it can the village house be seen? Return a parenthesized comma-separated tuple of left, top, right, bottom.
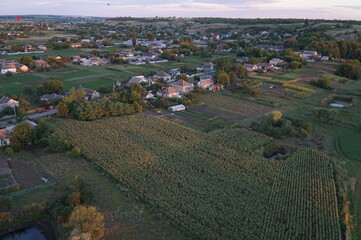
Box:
(70, 43, 82, 48)
(24, 44, 35, 51)
(35, 60, 50, 68)
(157, 87, 180, 98)
(197, 75, 214, 89)
(79, 88, 100, 100)
(15, 63, 29, 72)
(0, 62, 17, 74)
(89, 57, 107, 65)
(127, 75, 149, 86)
(203, 62, 214, 72)
(210, 33, 221, 40)
(171, 80, 194, 94)
(243, 64, 261, 72)
(169, 68, 181, 78)
(0, 129, 10, 146)
(257, 63, 274, 72)
(153, 71, 171, 82)
(40, 93, 64, 103)
(0, 96, 19, 112)
(321, 56, 330, 62)
(143, 52, 158, 59)
(143, 92, 154, 100)
(120, 50, 134, 58)
(301, 50, 318, 59)
(37, 45, 47, 51)
(209, 84, 224, 92)
(216, 43, 232, 52)
(192, 40, 208, 48)
(236, 57, 250, 63)
(269, 58, 285, 66)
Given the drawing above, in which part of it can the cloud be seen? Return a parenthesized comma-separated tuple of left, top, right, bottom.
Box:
(334, 5, 361, 9)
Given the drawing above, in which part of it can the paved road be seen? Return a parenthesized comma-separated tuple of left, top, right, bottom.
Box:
(0, 109, 57, 127)
(27, 109, 57, 119)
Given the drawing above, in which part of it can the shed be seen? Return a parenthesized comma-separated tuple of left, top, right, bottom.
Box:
(168, 104, 186, 112)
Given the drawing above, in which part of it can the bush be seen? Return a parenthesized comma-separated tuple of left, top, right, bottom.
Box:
(251, 112, 313, 139)
(289, 61, 302, 69)
(336, 60, 361, 80)
(5, 147, 14, 156)
(5, 71, 13, 77)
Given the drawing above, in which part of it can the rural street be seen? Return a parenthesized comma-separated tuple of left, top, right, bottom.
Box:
(0, 109, 57, 127)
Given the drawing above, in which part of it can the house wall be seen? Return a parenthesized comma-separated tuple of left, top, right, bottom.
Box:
(0, 101, 19, 112)
(1, 68, 17, 74)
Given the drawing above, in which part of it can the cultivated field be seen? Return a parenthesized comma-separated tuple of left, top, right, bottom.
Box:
(57, 114, 341, 240)
(199, 93, 275, 117)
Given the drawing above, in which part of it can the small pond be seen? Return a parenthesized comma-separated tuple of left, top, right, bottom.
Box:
(0, 227, 46, 240)
(329, 101, 349, 108)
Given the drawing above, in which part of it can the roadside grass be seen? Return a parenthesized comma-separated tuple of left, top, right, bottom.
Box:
(38, 153, 189, 240)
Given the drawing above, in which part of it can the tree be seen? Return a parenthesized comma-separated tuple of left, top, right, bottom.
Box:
(147, 32, 155, 41)
(176, 74, 189, 81)
(19, 55, 34, 67)
(270, 111, 283, 124)
(283, 39, 297, 49)
(10, 121, 32, 151)
(289, 61, 302, 69)
(68, 206, 105, 240)
(304, 19, 309, 27)
(56, 101, 70, 117)
(70, 192, 82, 206)
(336, 60, 361, 80)
(37, 80, 64, 95)
(131, 29, 137, 46)
(216, 71, 230, 85)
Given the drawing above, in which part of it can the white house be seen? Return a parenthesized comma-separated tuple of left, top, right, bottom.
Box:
(0, 62, 17, 75)
(0, 96, 19, 112)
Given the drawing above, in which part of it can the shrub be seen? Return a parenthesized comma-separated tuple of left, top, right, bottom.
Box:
(5, 147, 14, 156)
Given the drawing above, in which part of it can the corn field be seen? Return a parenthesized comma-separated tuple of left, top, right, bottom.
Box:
(57, 114, 341, 240)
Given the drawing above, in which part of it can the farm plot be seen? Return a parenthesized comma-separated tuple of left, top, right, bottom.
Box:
(9, 159, 45, 189)
(200, 93, 274, 117)
(57, 114, 341, 240)
(0, 159, 19, 191)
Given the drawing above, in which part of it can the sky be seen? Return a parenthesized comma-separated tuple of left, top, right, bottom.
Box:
(0, 0, 361, 20)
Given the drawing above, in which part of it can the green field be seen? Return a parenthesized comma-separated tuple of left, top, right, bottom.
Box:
(56, 114, 341, 240)
(0, 49, 88, 61)
(0, 54, 209, 95)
